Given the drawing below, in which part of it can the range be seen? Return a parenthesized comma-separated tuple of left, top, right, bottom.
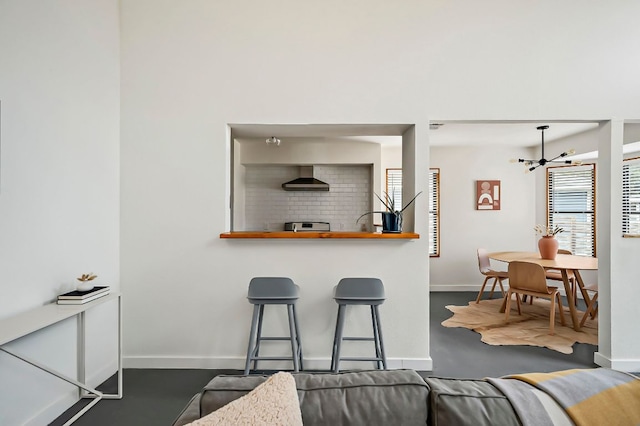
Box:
(284, 222, 330, 232)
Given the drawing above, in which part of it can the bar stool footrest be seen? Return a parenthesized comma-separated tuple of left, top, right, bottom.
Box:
(256, 337, 293, 341)
(248, 356, 298, 361)
(342, 337, 375, 341)
(339, 357, 384, 362)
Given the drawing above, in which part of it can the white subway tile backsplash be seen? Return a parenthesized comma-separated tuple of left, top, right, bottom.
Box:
(243, 165, 371, 231)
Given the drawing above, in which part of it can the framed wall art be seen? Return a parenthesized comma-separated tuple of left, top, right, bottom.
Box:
(476, 180, 500, 210)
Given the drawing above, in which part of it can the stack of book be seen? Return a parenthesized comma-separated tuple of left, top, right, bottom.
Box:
(57, 286, 110, 305)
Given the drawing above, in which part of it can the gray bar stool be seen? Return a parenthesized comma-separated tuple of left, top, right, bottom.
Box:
(330, 277, 387, 373)
(244, 277, 304, 375)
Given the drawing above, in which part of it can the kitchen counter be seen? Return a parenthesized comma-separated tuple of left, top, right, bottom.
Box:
(219, 231, 420, 239)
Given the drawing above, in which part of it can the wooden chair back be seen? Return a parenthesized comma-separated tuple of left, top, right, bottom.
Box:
(477, 248, 491, 274)
(546, 249, 575, 281)
(508, 261, 550, 294)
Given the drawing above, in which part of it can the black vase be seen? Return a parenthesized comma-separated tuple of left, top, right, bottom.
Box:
(382, 212, 401, 233)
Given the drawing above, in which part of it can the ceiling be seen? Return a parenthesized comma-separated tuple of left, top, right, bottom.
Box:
(426, 122, 598, 147)
(230, 123, 412, 139)
(231, 122, 600, 148)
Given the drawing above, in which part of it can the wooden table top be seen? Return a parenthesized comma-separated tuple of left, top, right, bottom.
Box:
(219, 231, 420, 239)
(488, 251, 598, 270)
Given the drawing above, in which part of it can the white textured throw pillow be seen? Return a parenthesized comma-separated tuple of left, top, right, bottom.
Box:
(186, 372, 303, 426)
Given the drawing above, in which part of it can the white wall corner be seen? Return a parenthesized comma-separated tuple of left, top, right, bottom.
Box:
(23, 393, 79, 426)
(594, 352, 640, 373)
(399, 357, 433, 372)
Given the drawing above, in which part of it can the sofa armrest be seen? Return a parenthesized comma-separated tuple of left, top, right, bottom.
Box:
(172, 393, 202, 426)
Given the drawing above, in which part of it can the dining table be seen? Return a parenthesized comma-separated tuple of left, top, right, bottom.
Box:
(488, 251, 598, 331)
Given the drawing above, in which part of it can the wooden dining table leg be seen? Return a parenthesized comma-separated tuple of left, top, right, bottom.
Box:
(573, 270, 592, 310)
(562, 269, 581, 331)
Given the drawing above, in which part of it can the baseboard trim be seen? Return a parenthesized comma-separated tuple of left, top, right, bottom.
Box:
(124, 356, 247, 369)
(124, 356, 433, 371)
(23, 363, 118, 426)
(594, 352, 640, 372)
(430, 285, 482, 292)
(429, 285, 582, 299)
(594, 352, 611, 368)
(25, 393, 78, 426)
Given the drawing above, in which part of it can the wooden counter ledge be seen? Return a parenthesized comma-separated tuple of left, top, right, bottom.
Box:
(219, 231, 420, 239)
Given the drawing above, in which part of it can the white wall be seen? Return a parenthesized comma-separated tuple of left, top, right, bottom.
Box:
(243, 165, 371, 232)
(596, 121, 640, 372)
(119, 0, 640, 374)
(429, 145, 537, 288)
(625, 123, 640, 144)
(0, 1, 120, 424)
(238, 138, 382, 167)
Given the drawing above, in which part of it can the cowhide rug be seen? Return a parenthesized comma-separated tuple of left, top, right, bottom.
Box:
(441, 298, 597, 354)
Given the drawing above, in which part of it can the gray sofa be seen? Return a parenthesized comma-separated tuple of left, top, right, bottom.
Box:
(172, 369, 520, 426)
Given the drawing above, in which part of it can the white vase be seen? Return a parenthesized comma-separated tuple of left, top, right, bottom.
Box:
(77, 281, 95, 292)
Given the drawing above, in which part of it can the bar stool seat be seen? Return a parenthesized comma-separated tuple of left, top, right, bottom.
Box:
(331, 278, 387, 373)
(244, 277, 304, 375)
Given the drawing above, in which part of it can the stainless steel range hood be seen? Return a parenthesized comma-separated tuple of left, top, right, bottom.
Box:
(282, 166, 330, 191)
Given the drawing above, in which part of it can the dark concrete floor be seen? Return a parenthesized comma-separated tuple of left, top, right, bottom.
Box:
(51, 291, 599, 425)
(427, 291, 597, 379)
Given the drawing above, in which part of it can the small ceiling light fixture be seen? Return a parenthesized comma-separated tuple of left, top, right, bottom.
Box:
(265, 136, 281, 147)
(511, 125, 582, 173)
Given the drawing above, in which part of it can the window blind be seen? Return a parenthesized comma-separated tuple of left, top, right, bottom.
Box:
(547, 164, 596, 257)
(386, 169, 403, 210)
(385, 168, 439, 256)
(623, 157, 640, 236)
(428, 169, 440, 257)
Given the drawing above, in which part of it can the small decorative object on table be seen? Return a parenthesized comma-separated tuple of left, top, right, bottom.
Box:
(76, 273, 98, 292)
(57, 285, 110, 304)
(534, 225, 563, 260)
(357, 191, 422, 233)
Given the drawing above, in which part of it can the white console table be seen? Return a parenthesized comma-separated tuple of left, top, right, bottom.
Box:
(0, 292, 122, 425)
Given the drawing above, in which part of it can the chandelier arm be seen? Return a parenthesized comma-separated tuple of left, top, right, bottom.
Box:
(548, 151, 569, 162)
(512, 125, 573, 171)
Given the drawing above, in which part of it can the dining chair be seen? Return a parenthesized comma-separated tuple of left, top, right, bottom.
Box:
(579, 283, 599, 327)
(545, 249, 577, 302)
(523, 249, 576, 305)
(505, 261, 566, 335)
(475, 248, 508, 303)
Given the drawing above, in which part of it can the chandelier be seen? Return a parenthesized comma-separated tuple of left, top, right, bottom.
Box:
(513, 125, 581, 172)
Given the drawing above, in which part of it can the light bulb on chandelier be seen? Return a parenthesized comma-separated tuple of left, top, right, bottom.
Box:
(265, 136, 281, 147)
(510, 125, 582, 172)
